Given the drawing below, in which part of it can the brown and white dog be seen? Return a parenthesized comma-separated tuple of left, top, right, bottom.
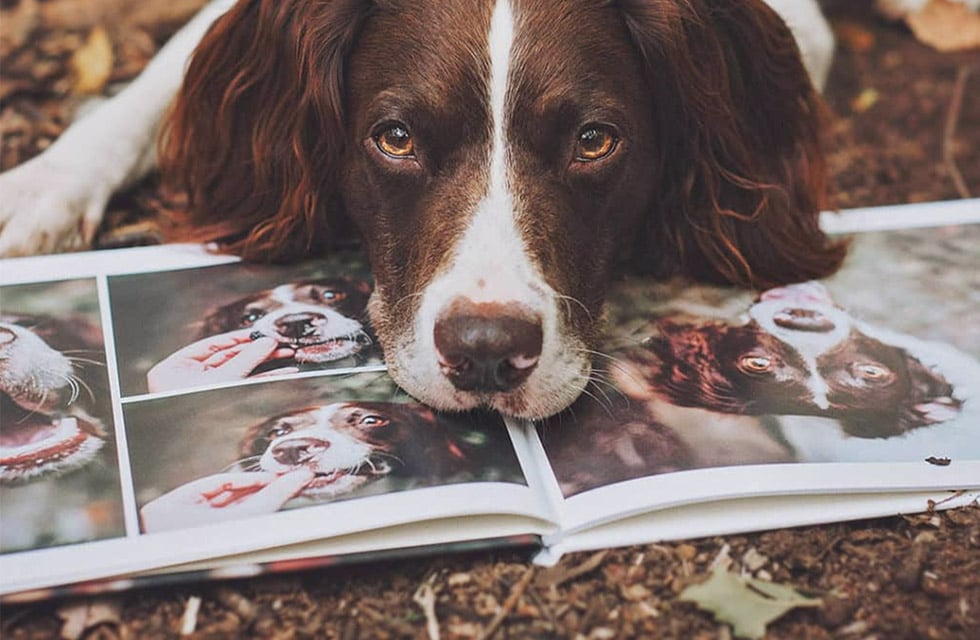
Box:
(200, 278, 376, 366)
(0, 0, 847, 419)
(0, 314, 107, 483)
(235, 402, 475, 500)
(643, 282, 965, 438)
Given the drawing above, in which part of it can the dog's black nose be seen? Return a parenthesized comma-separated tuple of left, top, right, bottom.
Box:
(434, 299, 543, 393)
(271, 437, 329, 467)
(274, 313, 322, 340)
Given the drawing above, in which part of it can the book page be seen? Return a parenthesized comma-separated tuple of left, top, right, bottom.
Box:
(532, 208, 980, 534)
(1, 247, 553, 596)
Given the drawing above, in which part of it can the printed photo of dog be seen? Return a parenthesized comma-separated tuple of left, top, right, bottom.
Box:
(199, 278, 374, 367)
(0, 279, 125, 552)
(123, 374, 526, 533)
(542, 264, 980, 496)
(109, 258, 380, 396)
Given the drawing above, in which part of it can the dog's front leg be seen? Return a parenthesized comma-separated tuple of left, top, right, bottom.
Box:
(0, 0, 237, 257)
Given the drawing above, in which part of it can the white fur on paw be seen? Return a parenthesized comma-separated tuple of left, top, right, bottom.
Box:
(0, 156, 110, 257)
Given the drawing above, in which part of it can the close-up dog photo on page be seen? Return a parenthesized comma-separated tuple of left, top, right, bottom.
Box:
(0, 279, 125, 553)
(539, 223, 980, 496)
(122, 373, 527, 533)
(108, 257, 379, 397)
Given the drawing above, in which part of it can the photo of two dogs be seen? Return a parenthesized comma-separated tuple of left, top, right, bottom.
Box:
(2, 0, 979, 548)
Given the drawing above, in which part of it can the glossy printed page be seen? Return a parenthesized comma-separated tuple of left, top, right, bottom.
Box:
(536, 210, 980, 531)
(0, 247, 549, 597)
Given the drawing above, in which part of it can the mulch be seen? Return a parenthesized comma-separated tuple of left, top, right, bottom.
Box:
(1, 0, 978, 638)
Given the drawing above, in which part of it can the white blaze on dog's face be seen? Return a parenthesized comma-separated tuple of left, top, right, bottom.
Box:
(748, 282, 856, 410)
(343, 0, 657, 418)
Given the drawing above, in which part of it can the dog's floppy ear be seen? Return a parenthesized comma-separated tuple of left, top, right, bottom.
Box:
(620, 0, 847, 288)
(160, 0, 373, 261)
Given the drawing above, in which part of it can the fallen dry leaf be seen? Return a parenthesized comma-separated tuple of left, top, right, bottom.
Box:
(679, 567, 822, 640)
(906, 0, 980, 51)
(71, 26, 114, 95)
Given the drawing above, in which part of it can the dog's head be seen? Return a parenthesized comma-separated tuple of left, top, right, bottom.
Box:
(641, 282, 962, 437)
(200, 278, 373, 364)
(236, 402, 468, 499)
(0, 314, 106, 483)
(163, 0, 845, 418)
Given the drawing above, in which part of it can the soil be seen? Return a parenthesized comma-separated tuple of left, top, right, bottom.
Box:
(1, 1, 979, 638)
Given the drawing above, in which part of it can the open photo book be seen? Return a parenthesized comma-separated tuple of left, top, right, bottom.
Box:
(2, 199, 979, 601)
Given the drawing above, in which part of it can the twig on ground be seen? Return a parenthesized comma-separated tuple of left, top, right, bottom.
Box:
(479, 565, 536, 640)
(535, 549, 609, 589)
(413, 572, 441, 640)
(179, 596, 201, 636)
(943, 65, 974, 199)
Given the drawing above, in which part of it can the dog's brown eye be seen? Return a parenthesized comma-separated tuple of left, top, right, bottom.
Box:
(376, 124, 414, 158)
(360, 415, 389, 428)
(312, 287, 345, 303)
(738, 354, 774, 374)
(268, 425, 293, 439)
(241, 309, 266, 326)
(852, 362, 891, 382)
(575, 124, 618, 162)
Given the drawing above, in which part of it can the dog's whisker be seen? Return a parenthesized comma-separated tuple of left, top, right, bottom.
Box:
(554, 293, 593, 322)
(576, 383, 614, 415)
(221, 456, 263, 473)
(64, 376, 81, 405)
(587, 370, 618, 399)
(389, 291, 426, 317)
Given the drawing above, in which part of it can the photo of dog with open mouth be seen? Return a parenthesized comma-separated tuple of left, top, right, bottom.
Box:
(233, 402, 483, 503)
(0, 313, 106, 483)
(541, 280, 980, 495)
(0, 280, 125, 552)
(109, 261, 380, 396)
(126, 375, 525, 533)
(198, 277, 376, 371)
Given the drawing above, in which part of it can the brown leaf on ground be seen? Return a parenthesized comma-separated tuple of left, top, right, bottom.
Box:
(71, 26, 114, 94)
(906, 0, 980, 52)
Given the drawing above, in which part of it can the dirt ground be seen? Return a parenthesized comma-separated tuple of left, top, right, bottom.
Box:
(1, 0, 979, 638)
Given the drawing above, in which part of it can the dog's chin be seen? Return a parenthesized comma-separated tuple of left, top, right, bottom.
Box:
(0, 411, 105, 484)
(387, 360, 592, 420)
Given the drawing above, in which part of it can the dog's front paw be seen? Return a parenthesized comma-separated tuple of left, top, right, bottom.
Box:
(0, 156, 111, 257)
